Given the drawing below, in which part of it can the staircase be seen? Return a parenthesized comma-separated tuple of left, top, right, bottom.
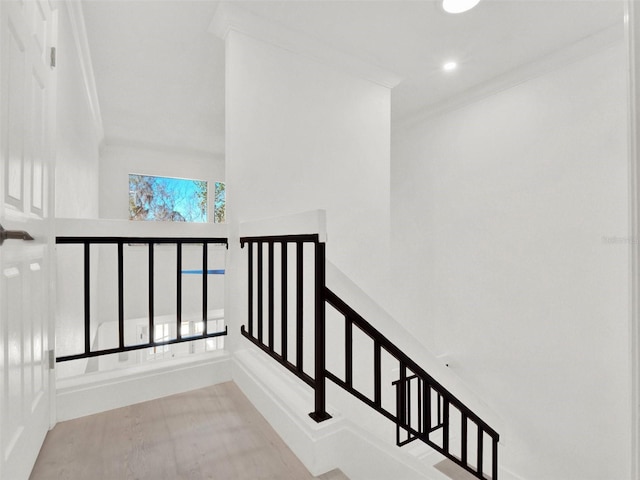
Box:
(240, 233, 499, 480)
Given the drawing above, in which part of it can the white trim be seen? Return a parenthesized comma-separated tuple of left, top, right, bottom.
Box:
(63, 0, 104, 145)
(56, 352, 231, 422)
(232, 348, 437, 480)
(55, 217, 228, 239)
(626, 2, 640, 478)
(209, 2, 402, 90)
(396, 21, 624, 131)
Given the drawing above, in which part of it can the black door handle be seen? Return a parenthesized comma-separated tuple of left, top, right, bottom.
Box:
(0, 224, 34, 246)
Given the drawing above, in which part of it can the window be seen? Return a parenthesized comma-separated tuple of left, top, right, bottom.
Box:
(213, 181, 226, 224)
(151, 323, 170, 355)
(128, 174, 226, 223)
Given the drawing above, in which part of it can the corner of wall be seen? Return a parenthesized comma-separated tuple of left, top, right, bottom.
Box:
(63, 0, 104, 144)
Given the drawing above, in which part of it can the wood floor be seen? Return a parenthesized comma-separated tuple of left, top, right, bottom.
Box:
(30, 382, 347, 480)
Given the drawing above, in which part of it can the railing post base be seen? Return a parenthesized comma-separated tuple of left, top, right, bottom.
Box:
(309, 411, 332, 423)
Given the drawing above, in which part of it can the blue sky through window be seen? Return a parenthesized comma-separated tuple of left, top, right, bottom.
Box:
(129, 174, 208, 223)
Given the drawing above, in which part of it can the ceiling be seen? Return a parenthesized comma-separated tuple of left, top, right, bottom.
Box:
(81, 0, 625, 157)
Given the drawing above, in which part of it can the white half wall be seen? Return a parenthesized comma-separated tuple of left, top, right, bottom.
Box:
(392, 41, 631, 479)
(57, 351, 231, 422)
(224, 29, 391, 308)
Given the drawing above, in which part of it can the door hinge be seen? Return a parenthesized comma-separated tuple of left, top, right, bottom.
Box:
(50, 47, 56, 68)
(48, 349, 55, 369)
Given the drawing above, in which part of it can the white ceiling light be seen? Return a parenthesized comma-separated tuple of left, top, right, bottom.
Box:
(443, 61, 458, 72)
(442, 0, 481, 14)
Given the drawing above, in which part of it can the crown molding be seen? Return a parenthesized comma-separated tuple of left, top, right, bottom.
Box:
(209, 2, 402, 89)
(63, 0, 104, 144)
(395, 21, 624, 132)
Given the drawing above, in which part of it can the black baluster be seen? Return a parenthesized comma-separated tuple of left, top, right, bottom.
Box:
(268, 241, 274, 351)
(461, 413, 468, 465)
(374, 342, 382, 407)
(345, 317, 353, 387)
(492, 435, 499, 480)
(118, 241, 124, 349)
(477, 426, 484, 476)
(296, 242, 303, 373)
(148, 243, 154, 345)
(281, 241, 288, 361)
(202, 242, 208, 336)
(84, 242, 91, 355)
(248, 242, 253, 337)
(176, 242, 182, 340)
(425, 383, 431, 435)
(257, 242, 263, 343)
(443, 400, 450, 453)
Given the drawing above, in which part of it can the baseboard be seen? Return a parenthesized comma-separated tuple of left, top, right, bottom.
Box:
(232, 347, 343, 475)
(56, 351, 231, 422)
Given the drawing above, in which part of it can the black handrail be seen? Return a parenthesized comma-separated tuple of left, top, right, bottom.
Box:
(241, 233, 499, 480)
(56, 236, 228, 363)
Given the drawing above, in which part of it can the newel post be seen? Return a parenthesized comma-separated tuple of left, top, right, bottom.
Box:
(310, 240, 332, 422)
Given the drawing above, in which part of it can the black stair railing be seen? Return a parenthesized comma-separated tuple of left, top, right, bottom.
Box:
(240, 234, 499, 480)
(240, 234, 328, 418)
(326, 288, 499, 479)
(55, 236, 228, 362)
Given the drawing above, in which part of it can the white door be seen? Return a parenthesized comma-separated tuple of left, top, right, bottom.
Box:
(0, 1, 57, 479)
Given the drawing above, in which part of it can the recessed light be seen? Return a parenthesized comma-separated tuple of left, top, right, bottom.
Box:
(443, 61, 458, 72)
(442, 0, 481, 14)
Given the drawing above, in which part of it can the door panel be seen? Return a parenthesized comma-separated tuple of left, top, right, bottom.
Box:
(0, 1, 56, 479)
(30, 71, 45, 216)
(6, 17, 25, 209)
(4, 262, 23, 457)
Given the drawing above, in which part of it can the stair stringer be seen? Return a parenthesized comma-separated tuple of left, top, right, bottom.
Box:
(233, 347, 461, 480)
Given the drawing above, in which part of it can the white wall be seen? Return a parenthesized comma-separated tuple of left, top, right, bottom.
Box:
(392, 43, 630, 479)
(225, 30, 391, 307)
(222, 33, 399, 470)
(55, 4, 100, 218)
(98, 141, 224, 220)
